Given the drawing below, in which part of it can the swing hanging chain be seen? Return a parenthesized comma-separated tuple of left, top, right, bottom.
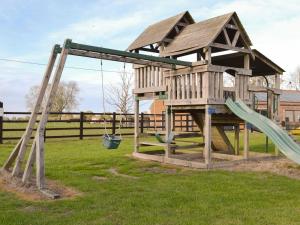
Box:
(117, 60, 126, 139)
(100, 57, 109, 136)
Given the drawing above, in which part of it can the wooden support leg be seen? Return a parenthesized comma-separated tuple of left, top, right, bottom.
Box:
(165, 106, 171, 158)
(9, 45, 58, 176)
(2, 138, 22, 170)
(204, 105, 212, 167)
(234, 125, 240, 155)
(134, 98, 139, 153)
(244, 122, 249, 159)
(35, 40, 69, 189)
(22, 141, 36, 183)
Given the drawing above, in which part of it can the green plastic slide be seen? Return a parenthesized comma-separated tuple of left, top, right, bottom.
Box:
(225, 98, 300, 164)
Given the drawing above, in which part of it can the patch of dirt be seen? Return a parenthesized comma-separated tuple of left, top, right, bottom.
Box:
(222, 157, 300, 180)
(0, 170, 82, 201)
(142, 166, 178, 174)
(92, 176, 108, 181)
(108, 168, 138, 179)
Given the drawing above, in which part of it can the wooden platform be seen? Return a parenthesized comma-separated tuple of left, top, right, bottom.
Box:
(132, 150, 277, 169)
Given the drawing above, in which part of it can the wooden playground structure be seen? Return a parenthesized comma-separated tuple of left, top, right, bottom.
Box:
(1, 11, 287, 196)
(129, 11, 284, 168)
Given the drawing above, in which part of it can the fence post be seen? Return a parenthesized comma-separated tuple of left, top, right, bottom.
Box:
(140, 113, 144, 133)
(112, 112, 116, 135)
(80, 112, 84, 140)
(0, 102, 3, 144)
(162, 113, 164, 131)
(186, 114, 189, 132)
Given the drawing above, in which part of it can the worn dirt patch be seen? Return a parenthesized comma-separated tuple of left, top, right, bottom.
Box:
(222, 157, 300, 180)
(0, 170, 82, 201)
(92, 176, 108, 181)
(142, 166, 178, 174)
(108, 168, 138, 179)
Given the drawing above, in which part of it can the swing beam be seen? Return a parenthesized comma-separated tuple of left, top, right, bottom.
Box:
(2, 39, 192, 194)
(57, 40, 192, 68)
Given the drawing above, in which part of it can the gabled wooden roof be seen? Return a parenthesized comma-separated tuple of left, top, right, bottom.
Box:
(161, 12, 252, 56)
(212, 49, 285, 75)
(127, 11, 194, 51)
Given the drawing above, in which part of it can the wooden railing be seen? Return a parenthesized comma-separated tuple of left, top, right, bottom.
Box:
(223, 87, 235, 100)
(167, 72, 204, 105)
(134, 65, 166, 94)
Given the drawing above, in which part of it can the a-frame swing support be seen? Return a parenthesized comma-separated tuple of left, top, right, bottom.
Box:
(1, 39, 192, 192)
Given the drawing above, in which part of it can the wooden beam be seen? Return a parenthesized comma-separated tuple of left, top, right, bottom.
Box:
(203, 47, 211, 64)
(165, 106, 172, 157)
(22, 141, 36, 183)
(68, 49, 175, 69)
(139, 47, 159, 53)
(231, 31, 240, 47)
(244, 123, 249, 159)
(204, 105, 212, 167)
(35, 40, 69, 189)
(234, 125, 240, 155)
(177, 22, 188, 27)
(210, 43, 251, 53)
(134, 99, 139, 153)
(225, 24, 238, 30)
(223, 28, 231, 46)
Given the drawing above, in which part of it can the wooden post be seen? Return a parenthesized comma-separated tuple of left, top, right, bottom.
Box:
(134, 98, 139, 153)
(34, 40, 69, 189)
(0, 102, 3, 144)
(140, 112, 144, 134)
(165, 106, 171, 157)
(112, 112, 116, 135)
(80, 112, 84, 140)
(203, 47, 211, 64)
(204, 105, 212, 167)
(186, 114, 189, 132)
(244, 122, 249, 159)
(234, 124, 240, 155)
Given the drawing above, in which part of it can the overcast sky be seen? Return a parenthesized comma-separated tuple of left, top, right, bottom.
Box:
(0, 0, 299, 112)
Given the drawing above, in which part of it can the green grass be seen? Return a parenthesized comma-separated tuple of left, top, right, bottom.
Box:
(0, 135, 300, 225)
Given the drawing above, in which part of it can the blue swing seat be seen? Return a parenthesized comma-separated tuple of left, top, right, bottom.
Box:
(102, 134, 122, 149)
(154, 132, 175, 144)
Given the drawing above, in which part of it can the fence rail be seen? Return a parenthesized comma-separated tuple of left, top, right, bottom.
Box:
(0, 111, 199, 143)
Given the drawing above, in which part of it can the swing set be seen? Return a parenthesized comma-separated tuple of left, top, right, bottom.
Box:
(2, 39, 191, 193)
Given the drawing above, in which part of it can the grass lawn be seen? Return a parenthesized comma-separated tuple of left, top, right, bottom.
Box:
(0, 134, 300, 225)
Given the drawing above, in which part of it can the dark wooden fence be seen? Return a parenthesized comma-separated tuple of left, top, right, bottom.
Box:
(0, 111, 198, 143)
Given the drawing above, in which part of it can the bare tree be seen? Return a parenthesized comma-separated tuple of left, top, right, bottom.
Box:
(288, 66, 300, 90)
(106, 71, 133, 115)
(26, 81, 80, 114)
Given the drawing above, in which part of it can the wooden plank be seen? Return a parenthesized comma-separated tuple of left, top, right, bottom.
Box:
(22, 141, 36, 183)
(231, 31, 240, 47)
(165, 106, 172, 157)
(134, 99, 139, 153)
(244, 122, 249, 159)
(10, 45, 58, 176)
(210, 43, 251, 53)
(191, 73, 196, 99)
(204, 105, 212, 166)
(223, 28, 231, 46)
(219, 72, 224, 99)
(186, 74, 191, 99)
(140, 141, 168, 147)
(234, 125, 240, 155)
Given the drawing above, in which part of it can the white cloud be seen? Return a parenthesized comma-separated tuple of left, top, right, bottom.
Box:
(49, 12, 146, 44)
